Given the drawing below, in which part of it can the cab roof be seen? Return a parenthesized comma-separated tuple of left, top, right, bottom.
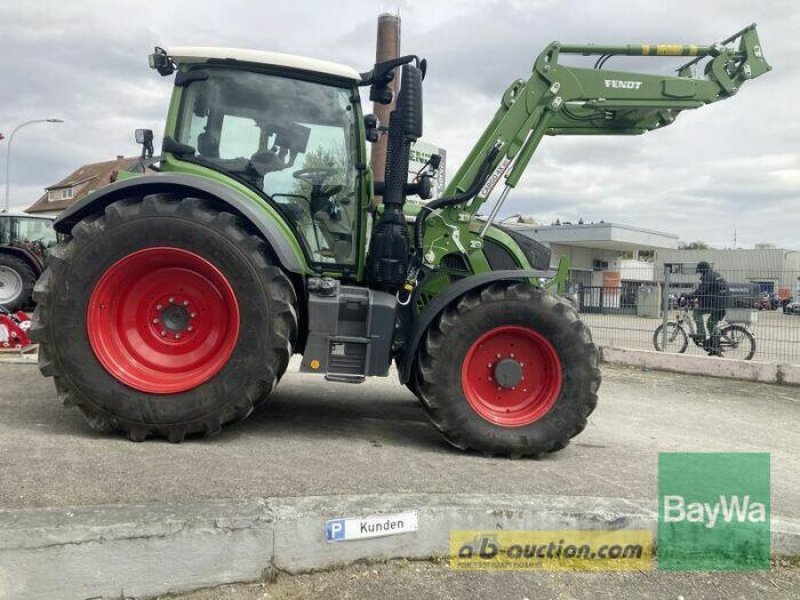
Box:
(167, 47, 361, 81)
(0, 210, 54, 220)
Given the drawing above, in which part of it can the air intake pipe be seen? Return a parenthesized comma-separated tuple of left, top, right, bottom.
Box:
(366, 64, 423, 290)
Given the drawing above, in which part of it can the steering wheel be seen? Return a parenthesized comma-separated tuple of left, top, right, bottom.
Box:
(292, 168, 336, 186)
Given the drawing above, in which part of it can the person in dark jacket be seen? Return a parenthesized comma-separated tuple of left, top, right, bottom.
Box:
(690, 261, 728, 355)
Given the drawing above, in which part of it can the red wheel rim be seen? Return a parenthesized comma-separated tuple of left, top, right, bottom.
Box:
(87, 247, 240, 394)
(461, 325, 562, 427)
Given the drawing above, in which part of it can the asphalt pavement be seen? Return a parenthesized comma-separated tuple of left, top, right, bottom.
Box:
(1, 359, 798, 517)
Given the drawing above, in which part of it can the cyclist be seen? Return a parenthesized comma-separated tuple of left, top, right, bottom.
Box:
(689, 261, 729, 355)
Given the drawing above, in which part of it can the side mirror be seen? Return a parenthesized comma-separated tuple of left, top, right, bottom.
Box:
(135, 128, 154, 159)
(370, 82, 394, 105)
(135, 128, 153, 145)
(149, 47, 175, 76)
(359, 55, 422, 105)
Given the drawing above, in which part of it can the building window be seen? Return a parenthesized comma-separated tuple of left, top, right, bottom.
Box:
(48, 187, 73, 201)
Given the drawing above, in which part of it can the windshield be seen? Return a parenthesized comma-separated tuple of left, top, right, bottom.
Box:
(1, 217, 58, 249)
(175, 67, 360, 265)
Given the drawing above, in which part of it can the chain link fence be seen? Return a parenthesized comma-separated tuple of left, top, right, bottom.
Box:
(569, 263, 800, 365)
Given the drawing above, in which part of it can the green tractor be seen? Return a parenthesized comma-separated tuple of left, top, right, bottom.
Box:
(33, 25, 770, 455)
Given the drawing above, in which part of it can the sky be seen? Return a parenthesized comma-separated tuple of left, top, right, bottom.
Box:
(0, 0, 797, 249)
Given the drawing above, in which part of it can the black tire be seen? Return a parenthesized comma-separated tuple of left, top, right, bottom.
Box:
(31, 194, 298, 442)
(718, 324, 756, 361)
(413, 282, 600, 457)
(652, 322, 689, 353)
(0, 253, 37, 311)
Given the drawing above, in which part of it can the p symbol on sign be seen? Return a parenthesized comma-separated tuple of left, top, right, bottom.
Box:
(326, 519, 345, 541)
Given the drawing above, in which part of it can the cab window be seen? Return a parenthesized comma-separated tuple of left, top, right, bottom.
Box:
(176, 68, 360, 266)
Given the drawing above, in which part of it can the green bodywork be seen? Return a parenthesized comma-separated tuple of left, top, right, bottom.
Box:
(149, 24, 768, 307)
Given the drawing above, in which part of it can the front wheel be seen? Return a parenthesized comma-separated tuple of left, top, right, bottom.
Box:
(718, 324, 756, 360)
(413, 282, 600, 457)
(652, 322, 689, 353)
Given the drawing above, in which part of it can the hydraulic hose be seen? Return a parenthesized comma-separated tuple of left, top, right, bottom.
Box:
(413, 146, 500, 252)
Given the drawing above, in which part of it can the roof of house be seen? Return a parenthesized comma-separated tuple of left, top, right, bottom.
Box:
(167, 47, 361, 81)
(26, 156, 139, 214)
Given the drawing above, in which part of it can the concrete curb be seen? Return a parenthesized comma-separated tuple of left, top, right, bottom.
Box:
(599, 346, 800, 387)
(1, 494, 799, 599)
(0, 353, 37, 365)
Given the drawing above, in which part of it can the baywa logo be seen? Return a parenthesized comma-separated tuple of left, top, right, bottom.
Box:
(663, 494, 767, 529)
(658, 453, 770, 570)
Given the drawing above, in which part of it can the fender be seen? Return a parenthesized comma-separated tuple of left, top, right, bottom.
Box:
(397, 269, 550, 384)
(54, 172, 306, 274)
(0, 246, 45, 274)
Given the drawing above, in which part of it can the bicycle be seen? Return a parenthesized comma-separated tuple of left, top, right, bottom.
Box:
(652, 302, 756, 360)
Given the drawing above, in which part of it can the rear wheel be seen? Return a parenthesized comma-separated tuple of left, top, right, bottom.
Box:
(0, 254, 37, 311)
(718, 324, 756, 360)
(31, 194, 298, 442)
(652, 322, 689, 353)
(414, 282, 600, 457)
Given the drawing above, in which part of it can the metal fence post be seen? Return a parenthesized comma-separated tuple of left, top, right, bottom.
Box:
(660, 265, 672, 352)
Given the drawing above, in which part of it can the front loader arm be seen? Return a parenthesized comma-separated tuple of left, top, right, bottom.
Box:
(422, 24, 770, 266)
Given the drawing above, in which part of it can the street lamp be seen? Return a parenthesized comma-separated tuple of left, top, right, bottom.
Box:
(3, 118, 64, 212)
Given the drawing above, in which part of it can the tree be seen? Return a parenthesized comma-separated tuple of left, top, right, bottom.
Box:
(290, 145, 348, 198)
(679, 240, 711, 250)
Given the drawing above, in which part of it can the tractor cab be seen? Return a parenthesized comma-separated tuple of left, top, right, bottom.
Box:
(154, 47, 367, 269)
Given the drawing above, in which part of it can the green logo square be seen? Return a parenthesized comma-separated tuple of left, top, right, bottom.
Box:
(658, 452, 770, 570)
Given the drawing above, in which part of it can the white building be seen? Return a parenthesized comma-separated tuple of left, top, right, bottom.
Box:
(510, 221, 679, 313)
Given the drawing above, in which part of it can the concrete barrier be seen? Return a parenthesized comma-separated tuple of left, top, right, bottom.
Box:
(2, 494, 799, 600)
(777, 363, 800, 386)
(599, 346, 800, 387)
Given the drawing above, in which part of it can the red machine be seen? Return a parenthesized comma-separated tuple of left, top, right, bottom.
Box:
(0, 308, 32, 350)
